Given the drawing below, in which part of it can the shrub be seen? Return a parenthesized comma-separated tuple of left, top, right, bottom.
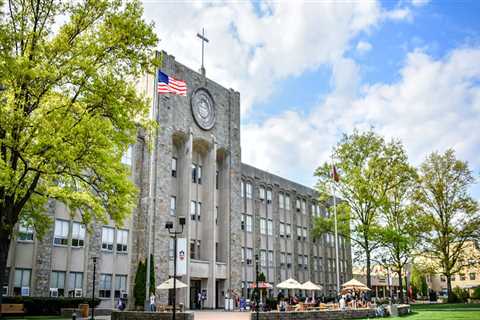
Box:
(452, 286, 469, 303)
(2, 296, 100, 315)
(471, 287, 480, 299)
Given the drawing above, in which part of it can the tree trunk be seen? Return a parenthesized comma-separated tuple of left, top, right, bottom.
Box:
(0, 232, 12, 318)
(365, 247, 372, 298)
(397, 268, 404, 304)
(447, 275, 454, 302)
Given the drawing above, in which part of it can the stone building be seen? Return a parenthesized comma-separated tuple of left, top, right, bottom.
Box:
(3, 51, 352, 309)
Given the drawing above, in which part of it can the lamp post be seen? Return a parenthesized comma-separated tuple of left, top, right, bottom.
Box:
(166, 217, 186, 320)
(255, 254, 259, 320)
(91, 257, 97, 320)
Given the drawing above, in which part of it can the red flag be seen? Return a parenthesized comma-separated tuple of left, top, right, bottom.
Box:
(332, 165, 340, 182)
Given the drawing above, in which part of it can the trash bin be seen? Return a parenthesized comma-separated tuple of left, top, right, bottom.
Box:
(224, 298, 229, 311)
(228, 298, 234, 311)
(79, 304, 89, 318)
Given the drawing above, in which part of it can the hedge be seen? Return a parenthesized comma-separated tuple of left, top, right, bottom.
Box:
(2, 296, 101, 315)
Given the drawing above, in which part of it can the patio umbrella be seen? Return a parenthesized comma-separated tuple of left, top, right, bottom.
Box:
(301, 281, 322, 300)
(250, 282, 272, 302)
(341, 279, 370, 290)
(157, 278, 188, 290)
(276, 278, 302, 289)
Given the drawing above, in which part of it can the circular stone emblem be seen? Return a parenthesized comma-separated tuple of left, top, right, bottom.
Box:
(191, 88, 215, 130)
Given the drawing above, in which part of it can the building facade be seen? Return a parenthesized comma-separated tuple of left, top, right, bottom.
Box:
(3, 52, 352, 309)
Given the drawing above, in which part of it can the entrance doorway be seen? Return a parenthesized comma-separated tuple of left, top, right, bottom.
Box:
(190, 280, 201, 309)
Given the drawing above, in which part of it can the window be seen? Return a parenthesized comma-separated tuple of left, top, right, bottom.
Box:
(215, 206, 218, 225)
(190, 201, 196, 221)
(241, 247, 245, 263)
(285, 195, 290, 210)
(260, 219, 266, 235)
(303, 227, 308, 240)
(259, 187, 265, 200)
(470, 273, 476, 281)
(50, 271, 65, 297)
(190, 240, 200, 259)
(54, 219, 69, 245)
(68, 272, 83, 297)
(2, 268, 9, 296)
(121, 145, 132, 166)
(279, 193, 284, 209)
(246, 215, 253, 232)
(451, 275, 456, 281)
(298, 256, 303, 269)
(260, 250, 267, 267)
(280, 252, 286, 266)
(302, 200, 306, 214)
(13, 269, 31, 296)
(18, 223, 34, 241)
(266, 190, 272, 204)
(246, 183, 252, 199)
(99, 274, 112, 298)
(304, 256, 308, 270)
(296, 199, 301, 212)
(71, 222, 85, 247)
(460, 274, 466, 281)
(297, 227, 302, 240)
(170, 196, 176, 216)
(197, 202, 202, 221)
(197, 166, 202, 184)
(287, 254, 292, 268)
(285, 224, 291, 238)
(268, 251, 274, 266)
(314, 258, 318, 271)
(115, 275, 127, 298)
(171, 158, 177, 177)
(246, 248, 253, 265)
(241, 181, 245, 198)
(192, 164, 197, 183)
(279, 223, 285, 237)
(101, 227, 114, 251)
(216, 170, 219, 189)
(241, 215, 245, 230)
(117, 229, 128, 253)
(267, 220, 273, 236)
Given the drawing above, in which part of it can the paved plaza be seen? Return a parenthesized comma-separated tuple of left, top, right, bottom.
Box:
(194, 311, 250, 320)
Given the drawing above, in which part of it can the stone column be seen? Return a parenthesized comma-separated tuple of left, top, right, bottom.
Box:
(201, 136, 216, 308)
(177, 130, 193, 308)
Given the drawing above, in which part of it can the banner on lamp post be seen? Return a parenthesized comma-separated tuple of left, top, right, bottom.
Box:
(176, 238, 187, 276)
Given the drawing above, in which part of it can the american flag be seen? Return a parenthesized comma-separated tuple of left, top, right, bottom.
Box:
(157, 70, 187, 96)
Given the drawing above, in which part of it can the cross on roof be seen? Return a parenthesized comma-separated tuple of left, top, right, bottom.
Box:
(196, 28, 209, 76)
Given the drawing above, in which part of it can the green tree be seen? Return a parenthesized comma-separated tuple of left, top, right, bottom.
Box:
(133, 255, 155, 307)
(313, 130, 411, 291)
(0, 0, 158, 295)
(410, 264, 428, 298)
(375, 160, 420, 303)
(414, 150, 480, 302)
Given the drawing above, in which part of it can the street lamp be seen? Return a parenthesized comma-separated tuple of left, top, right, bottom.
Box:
(91, 257, 97, 320)
(166, 216, 186, 320)
(255, 253, 259, 320)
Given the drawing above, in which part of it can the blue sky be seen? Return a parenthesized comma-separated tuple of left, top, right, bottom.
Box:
(142, 0, 480, 199)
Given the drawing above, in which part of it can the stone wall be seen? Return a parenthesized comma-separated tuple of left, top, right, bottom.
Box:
(111, 311, 194, 320)
(250, 309, 376, 320)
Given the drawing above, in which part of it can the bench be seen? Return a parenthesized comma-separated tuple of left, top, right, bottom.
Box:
(0, 303, 25, 314)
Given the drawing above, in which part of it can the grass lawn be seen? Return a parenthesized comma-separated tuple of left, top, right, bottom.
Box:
(357, 303, 480, 319)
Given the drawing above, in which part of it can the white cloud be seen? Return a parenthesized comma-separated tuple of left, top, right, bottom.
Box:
(242, 47, 480, 188)
(411, 0, 431, 7)
(384, 8, 413, 22)
(141, 1, 390, 114)
(356, 41, 373, 55)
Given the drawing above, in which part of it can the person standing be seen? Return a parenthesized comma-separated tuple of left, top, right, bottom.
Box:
(149, 292, 156, 312)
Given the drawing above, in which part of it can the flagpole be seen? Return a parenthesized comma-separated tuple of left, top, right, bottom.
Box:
(331, 159, 341, 295)
(145, 66, 159, 309)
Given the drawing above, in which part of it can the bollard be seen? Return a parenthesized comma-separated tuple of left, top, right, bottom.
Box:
(72, 312, 77, 320)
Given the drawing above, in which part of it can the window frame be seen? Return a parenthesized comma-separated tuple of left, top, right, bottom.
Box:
(101, 227, 114, 251)
(53, 219, 69, 246)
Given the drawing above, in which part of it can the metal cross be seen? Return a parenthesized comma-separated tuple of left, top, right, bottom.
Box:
(196, 28, 209, 75)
